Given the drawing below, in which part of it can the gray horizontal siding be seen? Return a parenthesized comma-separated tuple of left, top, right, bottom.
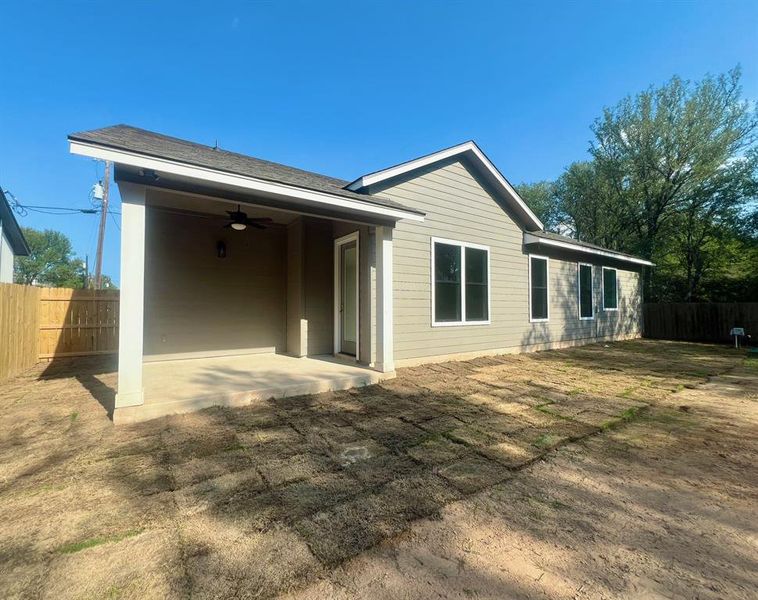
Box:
(370, 158, 642, 363)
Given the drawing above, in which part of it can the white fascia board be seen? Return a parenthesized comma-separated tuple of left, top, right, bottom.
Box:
(347, 142, 476, 190)
(523, 232, 655, 267)
(69, 140, 424, 223)
(347, 141, 543, 231)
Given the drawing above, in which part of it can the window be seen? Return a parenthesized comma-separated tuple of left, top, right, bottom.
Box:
(578, 263, 593, 320)
(602, 267, 618, 310)
(432, 238, 490, 326)
(465, 247, 488, 321)
(529, 255, 549, 322)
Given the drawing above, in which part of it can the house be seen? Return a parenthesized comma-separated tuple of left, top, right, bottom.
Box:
(68, 125, 652, 424)
(0, 188, 30, 283)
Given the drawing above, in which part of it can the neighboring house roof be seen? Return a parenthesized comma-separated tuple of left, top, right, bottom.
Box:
(524, 230, 654, 266)
(347, 140, 544, 232)
(68, 125, 424, 219)
(0, 188, 30, 256)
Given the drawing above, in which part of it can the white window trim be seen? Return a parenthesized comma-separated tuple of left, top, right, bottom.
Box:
(334, 231, 360, 360)
(577, 262, 594, 321)
(528, 254, 550, 323)
(430, 236, 491, 327)
(602, 266, 619, 311)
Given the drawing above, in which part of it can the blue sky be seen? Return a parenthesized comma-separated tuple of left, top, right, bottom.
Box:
(1, 1, 756, 284)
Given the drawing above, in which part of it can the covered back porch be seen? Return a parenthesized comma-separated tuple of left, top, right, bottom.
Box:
(69, 132, 423, 423)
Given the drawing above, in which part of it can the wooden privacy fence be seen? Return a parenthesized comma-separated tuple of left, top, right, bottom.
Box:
(0, 284, 120, 381)
(38, 287, 119, 359)
(643, 302, 758, 343)
(0, 283, 40, 381)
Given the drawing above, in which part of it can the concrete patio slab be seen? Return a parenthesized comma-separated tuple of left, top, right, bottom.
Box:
(115, 354, 393, 424)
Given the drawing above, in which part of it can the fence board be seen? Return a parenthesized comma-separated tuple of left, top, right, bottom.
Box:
(643, 302, 758, 343)
(0, 283, 41, 380)
(37, 288, 119, 359)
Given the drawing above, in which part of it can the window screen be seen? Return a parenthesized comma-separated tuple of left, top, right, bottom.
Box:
(579, 264, 593, 319)
(434, 242, 462, 322)
(530, 256, 548, 321)
(603, 268, 618, 310)
(465, 247, 488, 321)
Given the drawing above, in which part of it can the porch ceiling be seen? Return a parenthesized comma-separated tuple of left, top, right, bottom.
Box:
(147, 188, 300, 226)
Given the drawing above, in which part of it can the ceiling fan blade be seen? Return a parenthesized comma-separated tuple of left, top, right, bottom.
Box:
(247, 217, 273, 224)
(248, 222, 267, 230)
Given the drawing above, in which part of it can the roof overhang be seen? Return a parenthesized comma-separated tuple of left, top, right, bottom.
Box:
(69, 139, 425, 224)
(523, 232, 654, 266)
(347, 141, 543, 231)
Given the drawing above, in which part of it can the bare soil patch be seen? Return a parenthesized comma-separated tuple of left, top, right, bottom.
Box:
(0, 341, 755, 599)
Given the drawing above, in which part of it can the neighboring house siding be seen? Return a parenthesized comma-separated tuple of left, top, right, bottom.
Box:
(0, 227, 15, 283)
(143, 196, 287, 359)
(368, 158, 642, 365)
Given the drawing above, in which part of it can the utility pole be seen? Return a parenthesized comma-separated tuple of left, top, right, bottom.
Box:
(94, 161, 110, 290)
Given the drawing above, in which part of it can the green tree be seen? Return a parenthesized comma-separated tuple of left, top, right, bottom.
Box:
(552, 161, 631, 249)
(515, 181, 561, 231)
(667, 149, 758, 300)
(589, 67, 758, 299)
(14, 227, 87, 288)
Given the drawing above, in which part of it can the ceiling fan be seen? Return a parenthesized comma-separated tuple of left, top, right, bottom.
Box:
(224, 205, 273, 231)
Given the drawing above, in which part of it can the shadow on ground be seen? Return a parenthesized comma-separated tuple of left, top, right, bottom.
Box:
(0, 340, 753, 599)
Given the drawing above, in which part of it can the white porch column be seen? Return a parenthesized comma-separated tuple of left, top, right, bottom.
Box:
(375, 225, 394, 373)
(115, 182, 147, 408)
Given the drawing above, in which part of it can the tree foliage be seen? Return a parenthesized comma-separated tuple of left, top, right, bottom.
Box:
(518, 67, 758, 302)
(514, 181, 560, 231)
(14, 227, 87, 288)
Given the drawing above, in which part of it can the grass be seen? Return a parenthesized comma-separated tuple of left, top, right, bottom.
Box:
(618, 386, 638, 398)
(533, 433, 558, 449)
(601, 406, 646, 431)
(56, 529, 143, 555)
(534, 402, 575, 423)
(1, 340, 743, 599)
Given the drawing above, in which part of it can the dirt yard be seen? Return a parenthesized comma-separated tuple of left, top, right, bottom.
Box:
(0, 340, 756, 599)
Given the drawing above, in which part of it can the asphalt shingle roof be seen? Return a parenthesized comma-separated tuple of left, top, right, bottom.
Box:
(68, 125, 423, 216)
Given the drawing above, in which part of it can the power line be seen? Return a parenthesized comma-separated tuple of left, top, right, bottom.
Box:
(14, 204, 99, 215)
(108, 209, 121, 232)
(3, 190, 101, 216)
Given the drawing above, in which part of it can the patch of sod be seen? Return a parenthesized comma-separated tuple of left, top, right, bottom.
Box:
(56, 529, 143, 554)
(532, 433, 559, 449)
(438, 455, 512, 494)
(601, 405, 647, 430)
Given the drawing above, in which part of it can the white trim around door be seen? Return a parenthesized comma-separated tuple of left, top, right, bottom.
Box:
(334, 231, 360, 361)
